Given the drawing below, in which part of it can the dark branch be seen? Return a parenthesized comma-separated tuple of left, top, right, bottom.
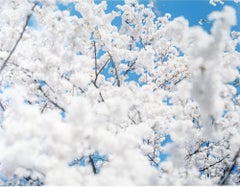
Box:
(89, 155, 97, 174)
(93, 41, 98, 80)
(147, 154, 159, 167)
(107, 52, 120, 87)
(40, 102, 48, 113)
(174, 76, 187, 85)
(154, 69, 188, 91)
(93, 58, 110, 85)
(128, 114, 137, 124)
(91, 81, 105, 103)
(200, 154, 229, 172)
(0, 3, 38, 74)
(96, 58, 110, 78)
(37, 85, 65, 113)
(123, 60, 136, 76)
(0, 101, 5, 111)
(218, 148, 240, 185)
(98, 92, 104, 102)
(185, 141, 203, 160)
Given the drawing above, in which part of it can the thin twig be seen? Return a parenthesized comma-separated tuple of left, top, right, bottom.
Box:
(0, 101, 5, 111)
(37, 85, 65, 113)
(94, 58, 110, 85)
(63, 76, 85, 93)
(123, 60, 136, 76)
(200, 154, 229, 172)
(99, 92, 104, 102)
(147, 154, 159, 167)
(107, 52, 120, 87)
(155, 69, 188, 90)
(0, 3, 38, 74)
(40, 102, 48, 113)
(93, 41, 98, 80)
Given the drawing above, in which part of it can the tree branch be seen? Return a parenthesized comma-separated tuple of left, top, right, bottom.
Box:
(93, 58, 110, 85)
(0, 101, 5, 111)
(62, 76, 85, 93)
(0, 3, 38, 74)
(37, 84, 65, 113)
(107, 52, 120, 87)
(154, 69, 188, 91)
(89, 154, 97, 174)
(93, 41, 98, 80)
(147, 154, 159, 167)
(200, 154, 229, 172)
(123, 60, 136, 76)
(40, 102, 48, 113)
(218, 148, 240, 185)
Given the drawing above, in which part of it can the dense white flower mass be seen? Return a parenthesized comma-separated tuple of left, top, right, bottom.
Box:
(0, 0, 239, 185)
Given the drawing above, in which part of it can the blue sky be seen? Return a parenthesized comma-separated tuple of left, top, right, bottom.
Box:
(56, 0, 240, 47)
(93, 0, 240, 32)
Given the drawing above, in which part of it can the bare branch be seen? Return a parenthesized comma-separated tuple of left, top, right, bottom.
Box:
(40, 102, 48, 113)
(174, 75, 187, 85)
(0, 101, 5, 111)
(62, 76, 85, 93)
(160, 44, 172, 63)
(185, 141, 220, 160)
(107, 52, 120, 87)
(200, 154, 229, 172)
(218, 148, 240, 185)
(93, 41, 98, 80)
(0, 3, 38, 74)
(37, 84, 65, 113)
(123, 60, 136, 76)
(91, 81, 105, 103)
(154, 69, 188, 91)
(89, 155, 97, 174)
(98, 92, 105, 102)
(94, 58, 110, 85)
(96, 58, 110, 77)
(147, 154, 159, 167)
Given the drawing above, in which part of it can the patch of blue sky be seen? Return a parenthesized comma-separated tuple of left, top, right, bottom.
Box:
(36, 80, 46, 87)
(231, 165, 239, 173)
(56, 1, 82, 18)
(236, 43, 240, 52)
(0, 83, 11, 94)
(69, 152, 107, 174)
(27, 15, 40, 30)
(125, 71, 142, 83)
(229, 78, 240, 96)
(162, 96, 173, 106)
(161, 134, 173, 146)
(155, 0, 240, 32)
(69, 157, 86, 167)
(36, 1, 43, 8)
(100, 62, 115, 80)
(201, 141, 210, 148)
(159, 134, 173, 162)
(97, 49, 106, 59)
(92, 0, 123, 30)
(159, 152, 170, 162)
(60, 111, 66, 119)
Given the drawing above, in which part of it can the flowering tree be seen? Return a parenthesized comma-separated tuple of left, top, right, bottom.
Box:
(0, 0, 239, 185)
